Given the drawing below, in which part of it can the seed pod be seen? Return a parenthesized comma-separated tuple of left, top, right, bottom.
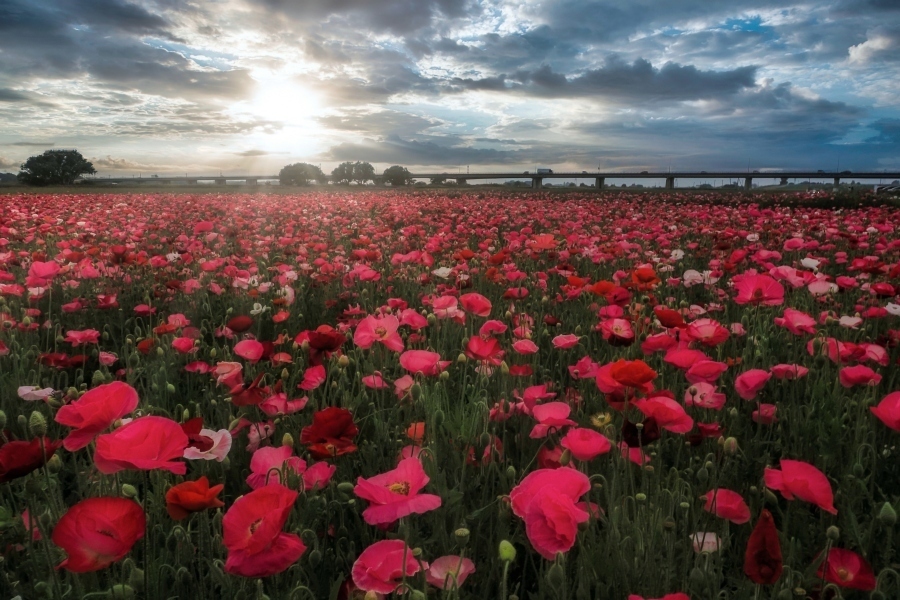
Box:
(499, 540, 516, 562)
(29, 411, 47, 436)
(455, 528, 470, 546)
(122, 484, 138, 499)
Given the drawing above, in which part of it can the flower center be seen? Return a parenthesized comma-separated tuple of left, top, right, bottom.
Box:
(249, 518, 263, 535)
(837, 567, 850, 581)
(388, 481, 411, 495)
(375, 326, 387, 337)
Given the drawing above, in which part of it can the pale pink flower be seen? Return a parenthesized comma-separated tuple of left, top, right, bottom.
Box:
(183, 429, 232, 462)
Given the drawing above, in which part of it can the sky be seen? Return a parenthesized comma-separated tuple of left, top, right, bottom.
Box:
(1, 0, 899, 178)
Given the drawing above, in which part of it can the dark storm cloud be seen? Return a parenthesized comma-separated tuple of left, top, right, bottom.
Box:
(866, 119, 900, 145)
(449, 58, 757, 102)
(323, 134, 525, 166)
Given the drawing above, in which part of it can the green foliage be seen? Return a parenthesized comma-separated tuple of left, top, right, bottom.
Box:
(351, 161, 375, 185)
(331, 161, 374, 185)
(17, 150, 96, 186)
(382, 165, 414, 186)
(278, 163, 326, 186)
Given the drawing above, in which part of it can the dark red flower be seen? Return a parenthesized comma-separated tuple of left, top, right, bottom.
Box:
(744, 509, 783, 585)
(181, 417, 214, 452)
(816, 548, 877, 591)
(227, 315, 254, 332)
(166, 476, 225, 520)
(621, 417, 661, 448)
(0, 437, 63, 483)
(300, 407, 359, 459)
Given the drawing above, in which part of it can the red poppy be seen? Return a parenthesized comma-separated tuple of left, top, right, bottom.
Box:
(94, 416, 189, 475)
(54, 381, 140, 451)
(816, 548, 877, 591)
(222, 483, 306, 577)
(353, 457, 442, 525)
(227, 315, 254, 332)
(166, 476, 225, 520)
(0, 437, 63, 483)
(609, 359, 657, 388)
(744, 509, 782, 584)
(300, 407, 359, 459)
(52, 497, 145, 572)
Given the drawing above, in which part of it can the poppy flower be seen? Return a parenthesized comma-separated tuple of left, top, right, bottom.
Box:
(353, 457, 442, 525)
(684, 383, 726, 410)
(654, 307, 686, 328)
(459, 292, 492, 317)
(733, 273, 785, 306)
(300, 407, 359, 459)
(734, 369, 771, 400)
(227, 315, 254, 333)
(352, 539, 422, 594)
(597, 318, 635, 346)
(774, 308, 817, 335)
(560, 428, 612, 461)
(621, 417, 661, 448)
(871, 391, 900, 430)
(354, 314, 404, 352)
(222, 483, 306, 577)
(702, 489, 750, 524)
(686, 318, 729, 347)
(426, 555, 476, 589)
(509, 468, 591, 559)
(529, 402, 577, 438)
(464, 335, 505, 364)
(609, 359, 657, 388)
(816, 548, 877, 591)
(399, 350, 450, 376)
(764, 459, 837, 514)
(234, 339, 265, 363)
(0, 437, 63, 483)
(685, 360, 729, 384)
(165, 476, 225, 520)
(838, 365, 882, 388)
(52, 497, 145, 572)
(632, 396, 694, 434)
(55, 381, 140, 451)
(744, 509, 782, 585)
(94, 416, 189, 475)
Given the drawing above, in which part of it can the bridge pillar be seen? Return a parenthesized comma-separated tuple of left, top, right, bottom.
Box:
(456, 178, 467, 186)
(833, 177, 840, 187)
(665, 177, 675, 190)
(246, 178, 258, 185)
(215, 178, 226, 185)
(744, 177, 752, 190)
(533, 177, 543, 189)
(595, 177, 604, 189)
(780, 177, 788, 185)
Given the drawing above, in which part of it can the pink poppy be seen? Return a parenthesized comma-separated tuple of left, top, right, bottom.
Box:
(510, 468, 591, 560)
(302, 461, 336, 491)
(459, 292, 492, 317)
(663, 348, 709, 370)
(774, 308, 817, 335)
(258, 393, 308, 416)
(480, 319, 508, 336)
(816, 547, 877, 591)
(735, 369, 772, 400)
(64, 329, 100, 346)
(552, 334, 579, 349)
(685, 360, 728, 384)
(598, 318, 635, 346)
(512, 339, 539, 354)
(222, 484, 306, 577)
(182, 428, 232, 462)
(870, 391, 900, 430)
(632, 396, 694, 434)
(399, 350, 450, 376)
(353, 457, 442, 525)
(560, 428, 612, 461)
(352, 540, 422, 594)
(465, 335, 505, 364)
(246, 445, 306, 490)
(426, 556, 476, 590)
(298, 364, 327, 390)
(733, 273, 785, 306)
(354, 314, 404, 352)
(362, 371, 390, 389)
(686, 318, 729, 347)
(529, 402, 577, 438)
(753, 403, 778, 424)
(212, 361, 244, 388)
(171, 337, 197, 354)
(838, 365, 882, 388)
(702, 489, 750, 524)
(684, 383, 726, 410)
(55, 381, 140, 451)
(769, 364, 809, 379)
(234, 340, 265, 363)
(764, 459, 837, 514)
(94, 416, 188, 475)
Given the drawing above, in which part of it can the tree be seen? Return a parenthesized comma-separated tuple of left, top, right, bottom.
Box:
(352, 161, 375, 185)
(331, 162, 354, 185)
(382, 165, 414, 187)
(430, 174, 448, 186)
(279, 163, 326, 186)
(18, 150, 96, 186)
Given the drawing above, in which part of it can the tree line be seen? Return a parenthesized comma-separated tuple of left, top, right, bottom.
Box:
(8, 150, 422, 187)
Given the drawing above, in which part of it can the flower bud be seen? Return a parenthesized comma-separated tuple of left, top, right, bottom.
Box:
(410, 383, 423, 401)
(826, 526, 840, 541)
(506, 465, 516, 481)
(282, 433, 294, 448)
(878, 502, 897, 526)
(338, 355, 350, 368)
(457, 353, 468, 364)
(432, 410, 444, 428)
(337, 482, 355, 494)
(723, 437, 739, 455)
(122, 484, 139, 499)
(559, 448, 572, 466)
(92, 370, 106, 386)
(439, 370, 450, 381)
(635, 493, 647, 503)
(547, 562, 566, 588)
(455, 527, 470, 546)
(46, 453, 62, 473)
(209, 348, 217, 358)
(0, 410, 6, 430)
(17, 414, 27, 430)
(499, 540, 516, 562)
(499, 361, 509, 375)
(29, 411, 47, 437)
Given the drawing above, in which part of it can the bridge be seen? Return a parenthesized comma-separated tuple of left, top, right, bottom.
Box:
(87, 171, 900, 190)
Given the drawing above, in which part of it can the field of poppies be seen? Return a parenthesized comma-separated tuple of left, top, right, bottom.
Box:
(0, 189, 898, 600)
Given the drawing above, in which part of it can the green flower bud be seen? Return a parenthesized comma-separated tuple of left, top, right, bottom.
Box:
(17, 414, 27, 430)
(559, 448, 572, 467)
(410, 383, 423, 401)
(338, 355, 350, 368)
(282, 433, 294, 448)
(156, 346, 164, 357)
(46, 454, 62, 473)
(689, 567, 706, 587)
(457, 352, 468, 364)
(432, 410, 444, 428)
(499, 540, 516, 562)
(337, 482, 356, 494)
(439, 370, 449, 381)
(92, 370, 106, 386)
(29, 411, 47, 437)
(309, 549, 322, 567)
(166, 383, 176, 394)
(455, 527, 470, 546)
(547, 563, 566, 588)
(696, 467, 709, 484)
(826, 526, 840, 541)
(635, 493, 647, 503)
(209, 348, 217, 358)
(723, 437, 739, 455)
(122, 484, 139, 499)
(878, 502, 897, 526)
(506, 465, 516, 481)
(500, 361, 509, 375)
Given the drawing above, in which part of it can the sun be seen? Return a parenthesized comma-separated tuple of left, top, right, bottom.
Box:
(240, 76, 322, 130)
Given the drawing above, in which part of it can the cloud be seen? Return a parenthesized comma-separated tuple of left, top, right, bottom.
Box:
(848, 27, 900, 64)
(233, 149, 286, 156)
(9, 141, 56, 147)
(0, 156, 20, 169)
(90, 155, 160, 170)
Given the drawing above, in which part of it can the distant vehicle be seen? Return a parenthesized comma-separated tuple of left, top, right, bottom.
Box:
(536, 168, 553, 174)
(841, 170, 852, 174)
(640, 171, 649, 174)
(582, 170, 588, 173)
(753, 170, 760, 173)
